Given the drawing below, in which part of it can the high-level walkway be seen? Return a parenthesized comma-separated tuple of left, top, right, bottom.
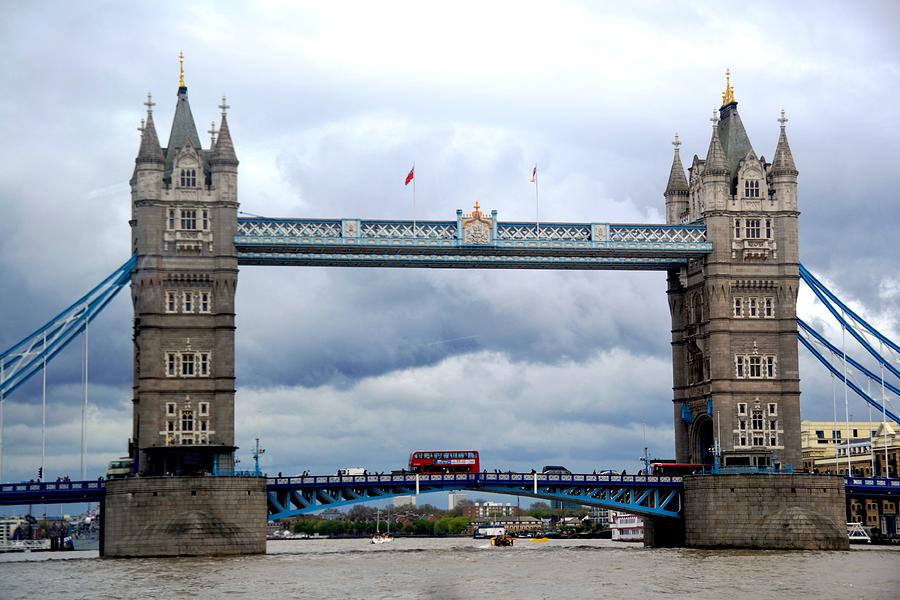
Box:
(234, 216, 712, 269)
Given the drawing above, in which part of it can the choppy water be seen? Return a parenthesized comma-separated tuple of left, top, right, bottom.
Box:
(1, 538, 899, 599)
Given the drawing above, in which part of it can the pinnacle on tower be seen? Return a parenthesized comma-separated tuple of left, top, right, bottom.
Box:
(210, 96, 238, 168)
(164, 52, 203, 178)
(665, 132, 689, 196)
(136, 92, 164, 165)
(704, 111, 728, 175)
(772, 109, 798, 176)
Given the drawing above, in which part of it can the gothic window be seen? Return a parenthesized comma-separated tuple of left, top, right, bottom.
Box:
(745, 219, 761, 239)
(735, 356, 745, 378)
(739, 434, 747, 447)
(765, 356, 776, 378)
(165, 291, 177, 313)
(199, 291, 211, 313)
(167, 420, 175, 432)
(180, 209, 197, 230)
(181, 353, 195, 376)
(167, 402, 176, 416)
(744, 179, 760, 198)
(737, 402, 747, 416)
(199, 353, 210, 377)
(734, 219, 741, 239)
(733, 297, 743, 317)
(168, 209, 176, 230)
(181, 410, 194, 432)
(765, 219, 772, 239)
(200, 420, 208, 432)
(764, 297, 774, 318)
(749, 298, 758, 317)
(202, 209, 209, 230)
(749, 356, 762, 378)
(768, 403, 777, 416)
(180, 168, 197, 188)
(200, 402, 209, 416)
(182, 291, 194, 313)
(752, 411, 763, 430)
(692, 293, 703, 324)
(165, 353, 178, 377)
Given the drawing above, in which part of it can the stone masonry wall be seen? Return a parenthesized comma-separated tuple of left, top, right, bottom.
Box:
(103, 476, 267, 557)
(684, 473, 848, 550)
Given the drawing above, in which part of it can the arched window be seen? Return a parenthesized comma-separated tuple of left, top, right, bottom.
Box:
(744, 179, 760, 198)
(181, 410, 194, 432)
(179, 168, 197, 188)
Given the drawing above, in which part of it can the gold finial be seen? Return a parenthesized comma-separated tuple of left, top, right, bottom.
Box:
(721, 68, 736, 107)
(472, 199, 483, 218)
(179, 51, 185, 87)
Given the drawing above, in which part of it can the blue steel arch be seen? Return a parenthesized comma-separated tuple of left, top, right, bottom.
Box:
(265, 472, 684, 521)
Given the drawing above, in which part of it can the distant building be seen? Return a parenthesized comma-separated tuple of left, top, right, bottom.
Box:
(464, 502, 517, 519)
(447, 492, 467, 511)
(801, 420, 898, 477)
(318, 508, 344, 521)
(393, 495, 417, 507)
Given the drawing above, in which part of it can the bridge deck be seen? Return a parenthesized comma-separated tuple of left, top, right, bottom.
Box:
(235, 217, 712, 269)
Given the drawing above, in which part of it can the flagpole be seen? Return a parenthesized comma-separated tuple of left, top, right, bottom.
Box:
(412, 162, 417, 238)
(535, 168, 540, 238)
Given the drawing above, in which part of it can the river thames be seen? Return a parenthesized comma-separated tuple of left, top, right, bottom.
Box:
(1, 538, 899, 599)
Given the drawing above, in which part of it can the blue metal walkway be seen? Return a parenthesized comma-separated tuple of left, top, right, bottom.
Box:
(234, 214, 712, 270)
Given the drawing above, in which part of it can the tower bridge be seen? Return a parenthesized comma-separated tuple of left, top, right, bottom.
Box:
(3, 66, 898, 556)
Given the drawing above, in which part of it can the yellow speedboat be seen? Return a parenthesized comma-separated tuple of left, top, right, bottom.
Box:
(530, 537, 550, 543)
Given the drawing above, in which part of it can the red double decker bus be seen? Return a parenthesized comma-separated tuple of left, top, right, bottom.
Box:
(409, 450, 480, 474)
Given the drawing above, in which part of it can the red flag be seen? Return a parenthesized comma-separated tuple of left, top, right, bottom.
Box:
(530, 165, 537, 183)
(405, 165, 415, 186)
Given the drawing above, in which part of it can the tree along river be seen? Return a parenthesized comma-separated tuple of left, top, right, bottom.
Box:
(1, 537, 898, 599)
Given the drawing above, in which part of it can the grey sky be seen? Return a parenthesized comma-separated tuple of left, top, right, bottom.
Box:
(1, 1, 899, 485)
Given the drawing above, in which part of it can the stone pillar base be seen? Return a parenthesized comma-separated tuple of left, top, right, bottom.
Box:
(644, 517, 685, 547)
(683, 473, 848, 550)
(102, 476, 267, 557)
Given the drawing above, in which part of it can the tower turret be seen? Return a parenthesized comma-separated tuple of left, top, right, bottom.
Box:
(667, 71, 802, 471)
(770, 110, 798, 213)
(129, 54, 239, 477)
(665, 133, 690, 224)
(702, 111, 729, 213)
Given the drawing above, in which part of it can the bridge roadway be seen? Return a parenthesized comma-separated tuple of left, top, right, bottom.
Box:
(1, 474, 897, 521)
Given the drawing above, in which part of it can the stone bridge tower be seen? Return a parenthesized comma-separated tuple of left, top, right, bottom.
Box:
(129, 57, 239, 475)
(665, 72, 801, 469)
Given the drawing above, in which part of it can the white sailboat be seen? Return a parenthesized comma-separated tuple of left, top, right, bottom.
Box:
(371, 508, 394, 544)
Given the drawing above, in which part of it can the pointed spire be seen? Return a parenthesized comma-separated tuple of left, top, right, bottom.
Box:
(772, 109, 798, 176)
(164, 68, 203, 178)
(136, 92, 164, 165)
(665, 132, 689, 195)
(705, 111, 727, 175)
(210, 96, 238, 168)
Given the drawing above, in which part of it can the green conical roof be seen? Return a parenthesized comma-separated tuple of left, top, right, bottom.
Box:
(164, 86, 203, 179)
(717, 102, 755, 178)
